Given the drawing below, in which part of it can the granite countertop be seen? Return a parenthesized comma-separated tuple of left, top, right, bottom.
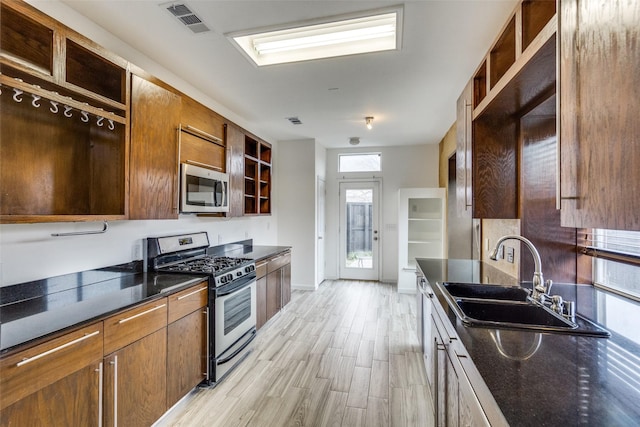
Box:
(209, 243, 291, 262)
(417, 258, 640, 426)
(0, 244, 290, 355)
(0, 267, 206, 355)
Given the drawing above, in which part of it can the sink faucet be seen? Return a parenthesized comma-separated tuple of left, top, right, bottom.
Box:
(489, 235, 551, 301)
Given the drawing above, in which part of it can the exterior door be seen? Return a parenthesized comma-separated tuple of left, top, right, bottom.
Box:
(339, 181, 380, 280)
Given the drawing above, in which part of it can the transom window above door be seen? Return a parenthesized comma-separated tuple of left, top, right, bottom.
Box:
(338, 153, 381, 173)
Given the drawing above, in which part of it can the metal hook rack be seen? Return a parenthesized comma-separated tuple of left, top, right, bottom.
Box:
(51, 221, 109, 237)
(0, 74, 125, 129)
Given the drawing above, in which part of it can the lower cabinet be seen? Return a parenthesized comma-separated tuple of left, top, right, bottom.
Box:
(104, 329, 167, 427)
(256, 250, 291, 329)
(103, 299, 169, 427)
(0, 323, 103, 427)
(256, 260, 268, 329)
(423, 284, 495, 427)
(166, 282, 209, 408)
(0, 282, 209, 427)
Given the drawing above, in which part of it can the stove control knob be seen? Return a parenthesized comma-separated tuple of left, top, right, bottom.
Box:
(245, 265, 254, 273)
(227, 273, 233, 282)
(219, 276, 226, 284)
(236, 271, 242, 277)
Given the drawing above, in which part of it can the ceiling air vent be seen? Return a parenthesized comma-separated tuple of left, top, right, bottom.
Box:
(162, 2, 210, 34)
(287, 117, 303, 125)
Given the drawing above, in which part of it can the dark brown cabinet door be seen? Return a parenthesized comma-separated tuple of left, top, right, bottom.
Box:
(0, 361, 102, 426)
(281, 263, 291, 307)
(560, 0, 640, 230)
(129, 74, 181, 219)
(225, 123, 246, 218)
(256, 276, 268, 329)
(167, 309, 207, 407)
(266, 270, 282, 320)
(104, 329, 167, 427)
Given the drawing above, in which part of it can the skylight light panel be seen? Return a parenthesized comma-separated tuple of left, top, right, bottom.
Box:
(228, 8, 402, 66)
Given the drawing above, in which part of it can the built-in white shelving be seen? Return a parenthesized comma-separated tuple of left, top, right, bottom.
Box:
(398, 188, 446, 293)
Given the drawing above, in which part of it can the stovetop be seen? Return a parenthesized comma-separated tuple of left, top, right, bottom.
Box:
(146, 232, 256, 287)
(162, 256, 251, 275)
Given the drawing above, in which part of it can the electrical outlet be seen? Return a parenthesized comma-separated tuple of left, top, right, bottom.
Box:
(506, 246, 515, 263)
(132, 242, 142, 260)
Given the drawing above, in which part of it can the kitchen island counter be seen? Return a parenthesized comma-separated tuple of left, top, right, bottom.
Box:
(417, 258, 640, 426)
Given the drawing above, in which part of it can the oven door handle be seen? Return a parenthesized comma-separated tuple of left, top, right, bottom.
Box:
(215, 273, 256, 296)
(217, 328, 256, 365)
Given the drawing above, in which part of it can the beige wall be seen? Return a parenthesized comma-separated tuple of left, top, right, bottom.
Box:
(438, 123, 457, 188)
(481, 219, 521, 279)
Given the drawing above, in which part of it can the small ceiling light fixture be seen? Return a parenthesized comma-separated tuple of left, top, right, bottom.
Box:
(228, 6, 403, 66)
(349, 137, 360, 146)
(365, 116, 374, 130)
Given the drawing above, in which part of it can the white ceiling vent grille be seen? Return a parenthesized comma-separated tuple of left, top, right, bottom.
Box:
(162, 2, 210, 34)
(287, 117, 303, 125)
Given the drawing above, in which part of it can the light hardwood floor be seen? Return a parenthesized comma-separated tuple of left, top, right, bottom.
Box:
(156, 280, 434, 427)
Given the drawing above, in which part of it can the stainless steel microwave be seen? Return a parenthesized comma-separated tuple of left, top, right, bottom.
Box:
(180, 163, 229, 213)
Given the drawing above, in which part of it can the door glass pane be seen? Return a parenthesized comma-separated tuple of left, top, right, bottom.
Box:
(345, 189, 373, 269)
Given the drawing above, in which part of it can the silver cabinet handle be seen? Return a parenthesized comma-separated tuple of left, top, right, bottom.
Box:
(110, 356, 118, 427)
(177, 286, 207, 300)
(184, 125, 223, 144)
(204, 306, 210, 379)
(97, 362, 103, 427)
(185, 159, 223, 172)
(118, 304, 166, 324)
(16, 330, 100, 367)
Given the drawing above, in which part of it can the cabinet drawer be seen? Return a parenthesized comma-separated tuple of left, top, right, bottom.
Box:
(104, 298, 168, 354)
(0, 322, 103, 410)
(180, 131, 226, 172)
(168, 282, 208, 324)
(267, 251, 291, 274)
(256, 260, 268, 279)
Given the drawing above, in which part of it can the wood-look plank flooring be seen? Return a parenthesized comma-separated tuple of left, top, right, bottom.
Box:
(156, 280, 434, 427)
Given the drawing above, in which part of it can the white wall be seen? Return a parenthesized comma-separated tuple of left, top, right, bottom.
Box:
(276, 139, 319, 290)
(0, 216, 276, 286)
(324, 145, 439, 283)
(0, 1, 278, 287)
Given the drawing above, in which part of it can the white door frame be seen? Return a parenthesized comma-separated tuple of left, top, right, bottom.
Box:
(317, 177, 326, 286)
(338, 179, 382, 281)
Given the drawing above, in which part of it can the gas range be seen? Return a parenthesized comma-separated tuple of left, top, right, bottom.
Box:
(144, 232, 258, 386)
(144, 232, 255, 287)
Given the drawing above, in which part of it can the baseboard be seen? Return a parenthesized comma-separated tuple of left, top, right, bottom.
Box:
(292, 283, 317, 291)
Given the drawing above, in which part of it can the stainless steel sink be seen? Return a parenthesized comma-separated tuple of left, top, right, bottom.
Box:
(442, 282, 530, 302)
(455, 299, 575, 329)
(437, 282, 610, 337)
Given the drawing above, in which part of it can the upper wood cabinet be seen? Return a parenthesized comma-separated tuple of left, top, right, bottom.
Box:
(244, 135, 272, 215)
(129, 74, 181, 219)
(456, 81, 473, 215)
(180, 95, 226, 172)
(180, 96, 225, 144)
(225, 123, 273, 216)
(225, 122, 246, 217)
(0, 0, 130, 223)
(559, 0, 640, 231)
(458, 0, 556, 219)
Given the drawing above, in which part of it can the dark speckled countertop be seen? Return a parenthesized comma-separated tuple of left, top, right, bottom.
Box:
(0, 265, 206, 354)
(417, 258, 640, 426)
(0, 244, 290, 356)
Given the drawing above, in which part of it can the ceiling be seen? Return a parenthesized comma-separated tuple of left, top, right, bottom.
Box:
(59, 0, 518, 148)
